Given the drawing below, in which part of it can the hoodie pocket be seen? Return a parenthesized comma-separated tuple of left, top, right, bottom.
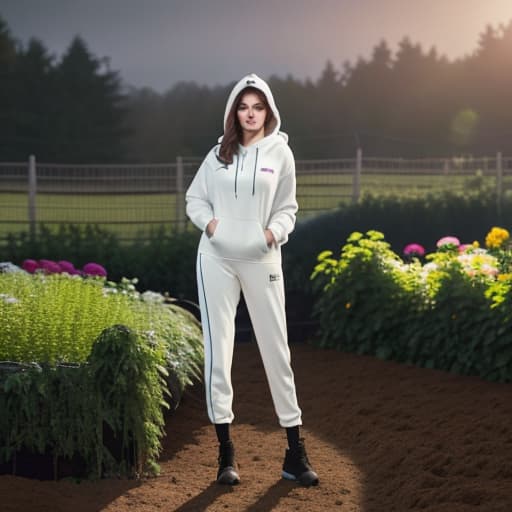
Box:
(210, 217, 269, 260)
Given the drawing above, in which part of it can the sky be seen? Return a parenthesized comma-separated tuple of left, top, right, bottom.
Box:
(2, 0, 512, 93)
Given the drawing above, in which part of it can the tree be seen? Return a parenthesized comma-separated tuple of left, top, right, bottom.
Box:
(12, 38, 56, 159)
(0, 16, 19, 159)
(52, 36, 128, 162)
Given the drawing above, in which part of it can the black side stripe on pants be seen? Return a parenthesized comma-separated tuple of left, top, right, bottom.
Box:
(199, 253, 215, 422)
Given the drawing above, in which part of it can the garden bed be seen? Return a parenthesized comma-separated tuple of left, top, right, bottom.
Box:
(0, 266, 203, 479)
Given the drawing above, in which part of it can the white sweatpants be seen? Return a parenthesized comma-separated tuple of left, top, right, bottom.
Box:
(196, 252, 302, 428)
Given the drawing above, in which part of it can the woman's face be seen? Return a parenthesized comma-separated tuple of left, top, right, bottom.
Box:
(237, 91, 267, 138)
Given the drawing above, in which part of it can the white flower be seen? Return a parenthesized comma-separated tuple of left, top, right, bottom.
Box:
(0, 262, 24, 273)
(102, 288, 118, 296)
(141, 291, 165, 303)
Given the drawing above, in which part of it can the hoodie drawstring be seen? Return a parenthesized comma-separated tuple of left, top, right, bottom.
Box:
(234, 154, 240, 198)
(252, 148, 259, 196)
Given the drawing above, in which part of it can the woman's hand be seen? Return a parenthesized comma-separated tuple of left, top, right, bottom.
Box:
(264, 228, 276, 248)
(206, 218, 218, 238)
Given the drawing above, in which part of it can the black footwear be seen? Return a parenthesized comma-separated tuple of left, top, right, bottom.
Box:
(282, 438, 319, 486)
(217, 440, 240, 485)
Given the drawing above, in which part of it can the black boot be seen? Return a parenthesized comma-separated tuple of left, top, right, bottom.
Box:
(217, 440, 240, 485)
(282, 438, 319, 486)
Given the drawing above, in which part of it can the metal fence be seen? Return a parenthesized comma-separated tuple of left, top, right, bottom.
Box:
(1, 151, 511, 244)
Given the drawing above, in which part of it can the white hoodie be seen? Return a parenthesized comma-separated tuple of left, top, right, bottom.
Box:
(185, 73, 298, 263)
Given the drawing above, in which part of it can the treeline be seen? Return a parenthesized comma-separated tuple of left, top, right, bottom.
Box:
(1, 14, 512, 162)
(0, 17, 127, 163)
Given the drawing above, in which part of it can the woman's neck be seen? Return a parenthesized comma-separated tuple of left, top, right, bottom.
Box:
(242, 130, 265, 147)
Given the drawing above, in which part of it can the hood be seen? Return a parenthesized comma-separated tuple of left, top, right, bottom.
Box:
(219, 73, 288, 144)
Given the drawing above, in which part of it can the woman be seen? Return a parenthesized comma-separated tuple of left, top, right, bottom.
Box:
(185, 73, 318, 487)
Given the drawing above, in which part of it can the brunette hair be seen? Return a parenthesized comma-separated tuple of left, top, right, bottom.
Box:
(218, 87, 276, 165)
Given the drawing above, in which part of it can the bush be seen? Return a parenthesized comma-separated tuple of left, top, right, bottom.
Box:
(1, 225, 200, 301)
(281, 189, 512, 340)
(0, 272, 203, 477)
(311, 228, 512, 382)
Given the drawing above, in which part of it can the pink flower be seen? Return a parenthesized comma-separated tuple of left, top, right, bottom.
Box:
(38, 259, 61, 274)
(458, 244, 472, 253)
(82, 262, 107, 277)
(403, 243, 425, 257)
(22, 259, 40, 273)
(58, 260, 78, 275)
(436, 236, 460, 248)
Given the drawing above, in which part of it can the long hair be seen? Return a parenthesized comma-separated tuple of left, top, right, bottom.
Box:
(218, 87, 276, 165)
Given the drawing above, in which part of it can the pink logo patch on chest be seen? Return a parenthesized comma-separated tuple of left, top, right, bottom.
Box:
(260, 167, 274, 174)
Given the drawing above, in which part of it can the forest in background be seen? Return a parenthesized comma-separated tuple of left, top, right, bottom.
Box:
(1, 14, 512, 163)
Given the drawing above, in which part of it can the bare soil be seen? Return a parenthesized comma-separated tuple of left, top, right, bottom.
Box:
(1, 342, 512, 511)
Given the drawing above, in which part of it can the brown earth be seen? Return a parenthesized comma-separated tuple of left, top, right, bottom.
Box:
(1, 342, 512, 512)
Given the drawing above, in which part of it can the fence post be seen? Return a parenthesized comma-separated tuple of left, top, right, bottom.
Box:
(496, 151, 503, 220)
(175, 156, 185, 232)
(28, 154, 37, 241)
(353, 148, 362, 203)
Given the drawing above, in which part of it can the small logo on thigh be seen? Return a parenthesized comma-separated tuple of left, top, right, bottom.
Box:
(269, 273, 281, 282)
(260, 167, 274, 174)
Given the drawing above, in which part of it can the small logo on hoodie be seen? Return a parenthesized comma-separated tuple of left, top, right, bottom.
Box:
(246, 79, 256, 85)
(269, 273, 281, 282)
(260, 167, 274, 174)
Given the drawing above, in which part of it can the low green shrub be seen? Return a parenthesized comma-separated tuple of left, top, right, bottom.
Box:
(311, 228, 512, 382)
(0, 272, 144, 363)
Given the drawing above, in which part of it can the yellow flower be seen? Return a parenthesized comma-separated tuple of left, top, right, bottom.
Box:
(497, 273, 512, 282)
(472, 240, 480, 248)
(485, 227, 510, 249)
(345, 302, 351, 309)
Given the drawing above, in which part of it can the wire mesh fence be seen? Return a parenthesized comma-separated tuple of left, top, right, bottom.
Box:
(0, 152, 509, 245)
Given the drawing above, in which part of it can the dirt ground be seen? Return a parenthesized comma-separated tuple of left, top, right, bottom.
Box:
(1, 341, 512, 512)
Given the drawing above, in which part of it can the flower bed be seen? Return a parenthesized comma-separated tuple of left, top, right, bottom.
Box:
(0, 264, 203, 478)
(311, 227, 512, 382)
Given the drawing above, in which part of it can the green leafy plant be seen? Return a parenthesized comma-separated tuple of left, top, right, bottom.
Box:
(0, 272, 148, 363)
(0, 272, 203, 478)
(311, 228, 512, 382)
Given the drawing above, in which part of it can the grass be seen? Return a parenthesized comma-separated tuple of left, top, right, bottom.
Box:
(0, 172, 504, 242)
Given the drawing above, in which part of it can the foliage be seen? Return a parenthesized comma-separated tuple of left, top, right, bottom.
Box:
(0, 271, 203, 477)
(3, 190, 508, 346)
(0, 362, 97, 475)
(87, 325, 169, 476)
(0, 272, 143, 363)
(2, 13, 512, 160)
(0, 17, 127, 162)
(310, 230, 421, 361)
(311, 228, 512, 382)
(122, 19, 512, 160)
(484, 226, 512, 273)
(2, 224, 201, 301)
(285, 189, 507, 315)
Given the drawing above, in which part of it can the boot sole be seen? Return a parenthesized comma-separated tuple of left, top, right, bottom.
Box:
(282, 470, 319, 487)
(217, 468, 240, 485)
